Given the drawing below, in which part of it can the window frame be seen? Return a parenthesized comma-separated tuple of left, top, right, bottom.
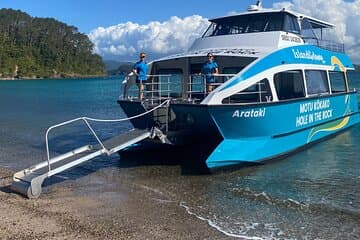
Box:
(328, 70, 348, 93)
(304, 69, 330, 96)
(274, 69, 306, 101)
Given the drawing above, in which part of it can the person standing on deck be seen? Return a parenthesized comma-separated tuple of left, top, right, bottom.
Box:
(202, 52, 219, 93)
(132, 52, 148, 100)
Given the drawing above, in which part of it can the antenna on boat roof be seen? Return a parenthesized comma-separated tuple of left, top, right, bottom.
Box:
(248, 0, 262, 11)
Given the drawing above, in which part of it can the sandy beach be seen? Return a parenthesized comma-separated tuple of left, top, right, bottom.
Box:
(0, 167, 232, 240)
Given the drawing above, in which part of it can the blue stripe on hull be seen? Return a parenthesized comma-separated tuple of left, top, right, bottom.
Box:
(206, 93, 360, 169)
(206, 113, 360, 169)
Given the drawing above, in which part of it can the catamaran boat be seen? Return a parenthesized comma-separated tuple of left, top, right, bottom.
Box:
(119, 1, 360, 169)
(10, 1, 360, 198)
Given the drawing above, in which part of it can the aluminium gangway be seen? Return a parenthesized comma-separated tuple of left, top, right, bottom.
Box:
(11, 100, 170, 198)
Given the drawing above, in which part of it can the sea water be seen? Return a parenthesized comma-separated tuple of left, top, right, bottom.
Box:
(0, 75, 359, 239)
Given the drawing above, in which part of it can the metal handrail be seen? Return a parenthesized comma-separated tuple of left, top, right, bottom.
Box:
(125, 74, 173, 103)
(125, 73, 237, 101)
(302, 37, 345, 53)
(45, 99, 171, 172)
(187, 74, 236, 99)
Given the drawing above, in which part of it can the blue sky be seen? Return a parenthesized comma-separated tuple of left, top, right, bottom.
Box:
(1, 0, 360, 62)
(1, 0, 272, 34)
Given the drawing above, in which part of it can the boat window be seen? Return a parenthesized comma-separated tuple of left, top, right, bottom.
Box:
(305, 70, 330, 95)
(247, 15, 267, 33)
(203, 23, 216, 37)
(328, 71, 347, 93)
(157, 69, 183, 97)
(202, 12, 299, 37)
(274, 70, 305, 100)
(347, 70, 359, 91)
(301, 18, 317, 39)
(264, 14, 284, 32)
(222, 78, 273, 104)
(283, 14, 300, 34)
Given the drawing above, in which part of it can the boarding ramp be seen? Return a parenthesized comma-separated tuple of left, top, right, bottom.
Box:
(11, 100, 170, 198)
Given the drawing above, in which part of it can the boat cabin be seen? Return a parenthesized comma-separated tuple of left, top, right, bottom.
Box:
(122, 8, 350, 106)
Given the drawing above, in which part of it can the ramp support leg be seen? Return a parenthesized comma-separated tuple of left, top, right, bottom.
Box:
(11, 176, 47, 199)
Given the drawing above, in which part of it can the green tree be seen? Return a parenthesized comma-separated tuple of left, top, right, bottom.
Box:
(0, 8, 105, 79)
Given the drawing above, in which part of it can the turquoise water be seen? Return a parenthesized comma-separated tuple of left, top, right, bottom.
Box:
(0, 75, 359, 239)
(0, 76, 131, 168)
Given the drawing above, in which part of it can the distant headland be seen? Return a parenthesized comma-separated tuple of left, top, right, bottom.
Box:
(0, 9, 106, 80)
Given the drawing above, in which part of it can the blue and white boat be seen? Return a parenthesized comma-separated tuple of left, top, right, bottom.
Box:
(118, 1, 360, 169)
(11, 1, 360, 198)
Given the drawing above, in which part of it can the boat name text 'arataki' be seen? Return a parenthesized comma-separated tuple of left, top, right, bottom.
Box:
(232, 108, 266, 118)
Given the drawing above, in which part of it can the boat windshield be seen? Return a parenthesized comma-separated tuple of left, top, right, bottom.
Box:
(202, 12, 300, 37)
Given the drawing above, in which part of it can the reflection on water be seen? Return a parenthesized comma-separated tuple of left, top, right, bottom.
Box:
(0, 76, 359, 239)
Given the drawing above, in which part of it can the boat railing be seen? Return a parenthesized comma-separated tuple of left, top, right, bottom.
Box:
(302, 37, 345, 53)
(123, 74, 172, 105)
(123, 73, 237, 103)
(187, 74, 236, 100)
(144, 74, 172, 106)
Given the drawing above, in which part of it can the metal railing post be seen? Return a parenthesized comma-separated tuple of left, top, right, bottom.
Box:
(167, 76, 170, 99)
(151, 76, 154, 105)
(204, 75, 207, 97)
(189, 75, 192, 100)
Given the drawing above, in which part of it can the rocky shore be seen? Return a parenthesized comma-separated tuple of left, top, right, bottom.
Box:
(0, 167, 231, 240)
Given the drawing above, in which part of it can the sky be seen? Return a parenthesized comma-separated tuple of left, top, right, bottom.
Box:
(1, 0, 360, 63)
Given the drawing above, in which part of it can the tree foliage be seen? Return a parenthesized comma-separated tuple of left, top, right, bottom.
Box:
(0, 8, 105, 79)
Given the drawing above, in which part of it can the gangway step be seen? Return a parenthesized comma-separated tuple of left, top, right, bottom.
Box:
(102, 128, 151, 154)
(11, 128, 153, 198)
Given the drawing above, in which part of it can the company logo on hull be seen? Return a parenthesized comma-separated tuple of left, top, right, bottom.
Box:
(292, 49, 325, 63)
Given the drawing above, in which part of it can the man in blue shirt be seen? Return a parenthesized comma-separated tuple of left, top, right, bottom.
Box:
(202, 53, 219, 93)
(132, 52, 148, 100)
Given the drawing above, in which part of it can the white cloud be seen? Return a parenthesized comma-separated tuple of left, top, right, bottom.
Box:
(273, 0, 360, 63)
(89, 1, 360, 63)
(88, 15, 209, 61)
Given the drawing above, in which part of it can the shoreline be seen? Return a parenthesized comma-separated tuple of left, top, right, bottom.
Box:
(0, 167, 231, 240)
(0, 74, 108, 81)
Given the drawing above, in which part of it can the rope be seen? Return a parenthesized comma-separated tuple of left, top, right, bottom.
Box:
(84, 99, 171, 122)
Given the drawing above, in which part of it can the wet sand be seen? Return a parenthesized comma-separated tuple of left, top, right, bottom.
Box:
(0, 167, 232, 240)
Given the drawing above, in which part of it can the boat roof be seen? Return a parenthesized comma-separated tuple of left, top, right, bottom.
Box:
(154, 8, 338, 62)
(155, 47, 262, 62)
(210, 9, 335, 29)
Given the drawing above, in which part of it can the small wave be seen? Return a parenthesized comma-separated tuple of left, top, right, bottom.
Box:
(232, 188, 360, 218)
(180, 201, 269, 240)
(231, 188, 309, 211)
(231, 187, 360, 221)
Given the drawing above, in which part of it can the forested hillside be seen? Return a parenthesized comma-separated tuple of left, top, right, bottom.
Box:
(0, 9, 105, 79)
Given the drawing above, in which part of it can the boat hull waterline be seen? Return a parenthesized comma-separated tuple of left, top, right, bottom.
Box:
(120, 92, 359, 169)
